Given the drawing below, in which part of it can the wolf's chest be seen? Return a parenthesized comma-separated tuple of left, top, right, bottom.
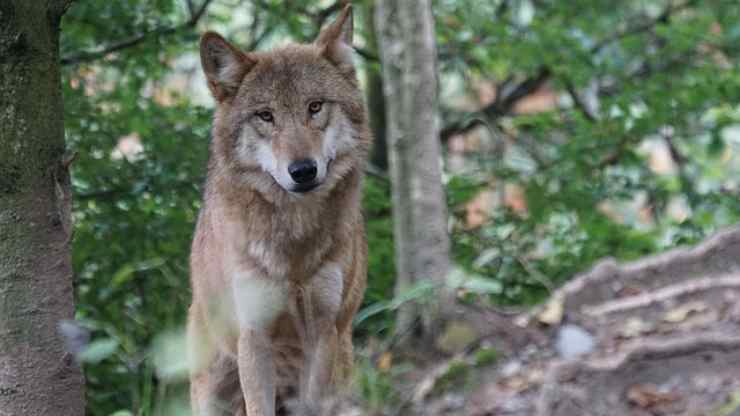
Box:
(231, 258, 344, 329)
(244, 236, 334, 282)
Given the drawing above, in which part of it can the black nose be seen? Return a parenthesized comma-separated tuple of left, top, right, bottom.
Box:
(288, 159, 317, 184)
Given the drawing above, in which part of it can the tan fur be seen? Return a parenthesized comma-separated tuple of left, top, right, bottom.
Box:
(188, 5, 370, 415)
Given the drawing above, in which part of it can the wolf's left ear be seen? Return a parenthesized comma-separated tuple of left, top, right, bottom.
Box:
(315, 4, 355, 76)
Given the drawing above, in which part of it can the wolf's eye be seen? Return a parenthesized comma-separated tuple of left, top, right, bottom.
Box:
(308, 101, 323, 116)
(256, 110, 274, 123)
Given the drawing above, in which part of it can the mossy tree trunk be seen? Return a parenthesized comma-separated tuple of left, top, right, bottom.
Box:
(375, 0, 452, 345)
(0, 1, 84, 415)
(362, 0, 388, 170)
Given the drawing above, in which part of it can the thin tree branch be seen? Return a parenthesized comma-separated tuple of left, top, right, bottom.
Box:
(243, 1, 263, 50)
(280, 0, 344, 40)
(661, 129, 700, 208)
(353, 46, 379, 62)
(662, 132, 687, 167)
(365, 163, 390, 183)
(440, 67, 550, 142)
(61, 0, 214, 66)
(51, 0, 76, 20)
(245, 24, 274, 51)
(562, 77, 597, 122)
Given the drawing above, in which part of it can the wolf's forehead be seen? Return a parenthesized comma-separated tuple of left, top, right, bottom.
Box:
(242, 47, 339, 105)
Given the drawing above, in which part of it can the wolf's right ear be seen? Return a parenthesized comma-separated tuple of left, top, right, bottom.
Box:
(200, 32, 256, 102)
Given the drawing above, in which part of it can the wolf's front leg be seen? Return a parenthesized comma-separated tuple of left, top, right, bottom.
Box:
(303, 322, 338, 407)
(238, 329, 276, 415)
(298, 263, 344, 412)
(233, 276, 286, 416)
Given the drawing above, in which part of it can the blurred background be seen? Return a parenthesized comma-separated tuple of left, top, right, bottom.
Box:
(58, 0, 740, 414)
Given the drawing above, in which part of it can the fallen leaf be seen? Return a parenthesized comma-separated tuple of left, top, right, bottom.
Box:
(663, 301, 708, 323)
(501, 375, 530, 392)
(681, 309, 719, 330)
(626, 384, 681, 409)
(538, 297, 564, 326)
(619, 317, 655, 339)
(377, 352, 392, 371)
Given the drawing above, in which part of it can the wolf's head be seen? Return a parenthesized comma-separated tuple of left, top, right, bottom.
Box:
(200, 5, 370, 200)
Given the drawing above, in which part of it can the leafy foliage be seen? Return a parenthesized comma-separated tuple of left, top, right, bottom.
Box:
(62, 1, 207, 412)
(438, 0, 740, 304)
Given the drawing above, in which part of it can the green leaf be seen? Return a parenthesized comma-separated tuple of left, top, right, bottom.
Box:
(78, 338, 119, 364)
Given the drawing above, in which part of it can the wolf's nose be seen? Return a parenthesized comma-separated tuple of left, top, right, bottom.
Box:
(288, 159, 318, 184)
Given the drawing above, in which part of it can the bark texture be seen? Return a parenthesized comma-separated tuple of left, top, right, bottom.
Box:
(362, 0, 388, 170)
(0, 1, 84, 415)
(375, 0, 452, 341)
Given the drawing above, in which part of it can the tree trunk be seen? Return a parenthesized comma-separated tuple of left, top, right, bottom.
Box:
(0, 1, 85, 415)
(375, 0, 452, 344)
(362, 0, 388, 170)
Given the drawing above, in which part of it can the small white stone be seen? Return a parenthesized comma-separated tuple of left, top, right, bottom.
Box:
(555, 324, 596, 359)
(500, 360, 522, 377)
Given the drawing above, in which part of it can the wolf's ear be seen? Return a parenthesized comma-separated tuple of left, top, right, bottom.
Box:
(200, 32, 256, 102)
(315, 4, 354, 76)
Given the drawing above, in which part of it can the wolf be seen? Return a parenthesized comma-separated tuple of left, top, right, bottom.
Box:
(187, 5, 370, 415)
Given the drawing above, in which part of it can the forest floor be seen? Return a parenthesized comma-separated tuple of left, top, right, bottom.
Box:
(329, 226, 740, 416)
